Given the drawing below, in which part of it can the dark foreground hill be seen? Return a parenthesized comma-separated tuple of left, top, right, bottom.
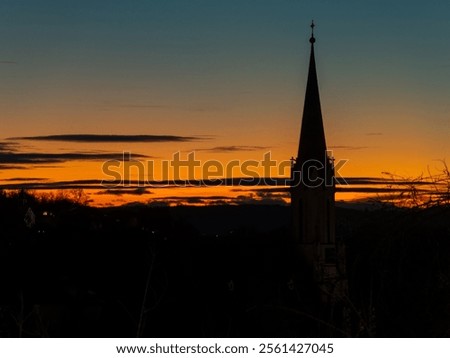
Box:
(0, 192, 449, 337)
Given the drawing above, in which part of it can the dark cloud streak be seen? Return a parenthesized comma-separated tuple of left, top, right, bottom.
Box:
(329, 145, 368, 150)
(0, 151, 150, 165)
(97, 188, 152, 196)
(3, 177, 48, 182)
(0, 142, 19, 152)
(10, 134, 210, 143)
(194, 145, 270, 152)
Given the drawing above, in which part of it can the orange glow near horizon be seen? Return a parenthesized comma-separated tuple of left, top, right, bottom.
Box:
(1, 113, 448, 207)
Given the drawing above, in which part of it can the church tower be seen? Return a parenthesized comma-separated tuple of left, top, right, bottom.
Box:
(291, 22, 346, 303)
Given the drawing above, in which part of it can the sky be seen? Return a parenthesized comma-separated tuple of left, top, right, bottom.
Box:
(0, 0, 449, 206)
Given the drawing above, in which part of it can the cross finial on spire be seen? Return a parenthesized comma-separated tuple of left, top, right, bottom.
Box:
(310, 20, 316, 44)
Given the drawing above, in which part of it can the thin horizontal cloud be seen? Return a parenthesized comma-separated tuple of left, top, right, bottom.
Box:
(195, 145, 270, 152)
(337, 187, 403, 193)
(231, 187, 289, 193)
(0, 142, 19, 151)
(9, 134, 210, 143)
(0, 165, 28, 170)
(329, 145, 368, 150)
(365, 132, 383, 136)
(0, 61, 17, 65)
(336, 177, 438, 186)
(0, 151, 150, 165)
(25, 179, 111, 189)
(97, 188, 152, 196)
(0, 179, 181, 190)
(3, 177, 48, 182)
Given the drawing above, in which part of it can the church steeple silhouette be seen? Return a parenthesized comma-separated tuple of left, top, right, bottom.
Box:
(297, 21, 327, 168)
(291, 22, 346, 303)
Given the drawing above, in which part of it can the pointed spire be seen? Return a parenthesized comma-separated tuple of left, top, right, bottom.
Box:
(310, 20, 315, 44)
(297, 21, 327, 166)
